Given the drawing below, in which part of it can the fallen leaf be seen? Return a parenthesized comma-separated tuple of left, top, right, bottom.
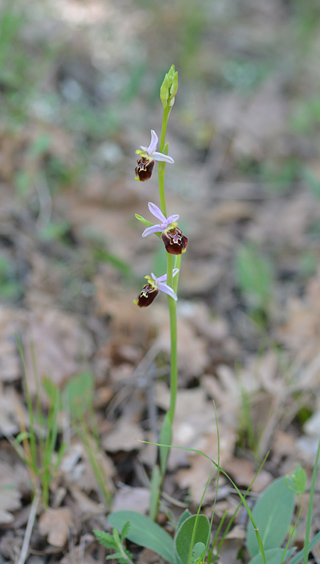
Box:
(39, 507, 74, 547)
(0, 462, 29, 524)
(102, 416, 144, 452)
(23, 309, 94, 399)
(112, 486, 150, 514)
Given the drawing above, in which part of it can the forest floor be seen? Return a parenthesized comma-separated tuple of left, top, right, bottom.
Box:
(1, 0, 320, 563)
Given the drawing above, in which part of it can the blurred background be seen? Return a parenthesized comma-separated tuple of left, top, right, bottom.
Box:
(1, 0, 320, 558)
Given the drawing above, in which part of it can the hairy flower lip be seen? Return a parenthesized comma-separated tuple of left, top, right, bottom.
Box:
(161, 225, 188, 255)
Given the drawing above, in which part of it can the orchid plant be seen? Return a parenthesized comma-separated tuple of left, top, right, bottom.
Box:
(133, 65, 187, 520)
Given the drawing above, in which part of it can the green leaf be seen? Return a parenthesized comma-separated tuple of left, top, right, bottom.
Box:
(286, 465, 307, 496)
(42, 376, 60, 407)
(174, 515, 210, 564)
(159, 413, 172, 475)
(93, 530, 116, 549)
(121, 521, 131, 542)
(64, 372, 93, 416)
(246, 477, 295, 557)
(248, 547, 295, 564)
(149, 464, 161, 522)
(108, 510, 176, 564)
(288, 530, 320, 564)
(177, 509, 192, 529)
(135, 214, 153, 229)
(15, 432, 31, 444)
(192, 542, 206, 563)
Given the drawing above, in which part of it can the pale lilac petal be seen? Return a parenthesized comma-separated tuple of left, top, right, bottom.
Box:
(158, 282, 178, 301)
(148, 202, 167, 223)
(153, 272, 167, 283)
(167, 214, 180, 224)
(152, 152, 174, 164)
(142, 224, 162, 237)
(148, 130, 158, 154)
(154, 268, 180, 284)
(140, 145, 148, 152)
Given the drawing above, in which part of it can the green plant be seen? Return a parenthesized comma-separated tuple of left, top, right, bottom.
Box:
(64, 372, 113, 506)
(97, 442, 320, 564)
(11, 341, 66, 508)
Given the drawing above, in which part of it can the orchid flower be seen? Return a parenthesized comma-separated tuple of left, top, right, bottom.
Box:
(135, 130, 174, 182)
(141, 202, 188, 255)
(134, 269, 179, 307)
(141, 202, 179, 237)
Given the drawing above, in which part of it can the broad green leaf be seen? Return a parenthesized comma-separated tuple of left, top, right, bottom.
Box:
(175, 515, 210, 564)
(286, 465, 307, 496)
(192, 542, 206, 563)
(159, 413, 172, 475)
(246, 477, 295, 557)
(249, 547, 295, 564)
(108, 510, 176, 564)
(177, 509, 192, 529)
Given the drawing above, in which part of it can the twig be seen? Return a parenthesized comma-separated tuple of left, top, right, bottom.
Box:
(17, 490, 41, 564)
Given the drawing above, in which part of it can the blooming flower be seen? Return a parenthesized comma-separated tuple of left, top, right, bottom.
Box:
(141, 202, 188, 255)
(135, 130, 174, 182)
(134, 269, 179, 307)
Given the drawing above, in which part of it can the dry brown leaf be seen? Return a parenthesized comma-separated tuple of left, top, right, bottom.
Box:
(154, 383, 236, 501)
(0, 384, 28, 435)
(0, 462, 29, 524)
(152, 308, 209, 380)
(70, 487, 104, 517)
(112, 486, 150, 514)
(39, 507, 74, 547)
(223, 457, 272, 492)
(102, 416, 144, 452)
(23, 309, 94, 398)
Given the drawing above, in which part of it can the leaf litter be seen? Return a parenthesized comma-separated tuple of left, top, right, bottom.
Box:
(1, 0, 320, 562)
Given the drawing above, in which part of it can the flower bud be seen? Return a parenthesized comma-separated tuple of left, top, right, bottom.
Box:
(161, 224, 188, 255)
(160, 65, 178, 109)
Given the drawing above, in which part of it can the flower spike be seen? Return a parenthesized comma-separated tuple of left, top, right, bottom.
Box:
(134, 270, 179, 307)
(135, 130, 174, 182)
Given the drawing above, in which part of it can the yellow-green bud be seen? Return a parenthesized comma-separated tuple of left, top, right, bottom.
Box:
(160, 65, 178, 108)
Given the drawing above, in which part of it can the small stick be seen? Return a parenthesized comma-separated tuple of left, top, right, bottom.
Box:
(17, 490, 41, 564)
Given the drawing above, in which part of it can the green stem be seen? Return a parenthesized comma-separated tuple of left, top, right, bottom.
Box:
(167, 253, 178, 424)
(158, 107, 170, 216)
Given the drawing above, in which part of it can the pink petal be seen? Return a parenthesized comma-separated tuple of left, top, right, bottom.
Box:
(148, 130, 158, 154)
(148, 202, 167, 223)
(167, 214, 180, 224)
(152, 151, 174, 164)
(141, 224, 162, 237)
(158, 282, 178, 301)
